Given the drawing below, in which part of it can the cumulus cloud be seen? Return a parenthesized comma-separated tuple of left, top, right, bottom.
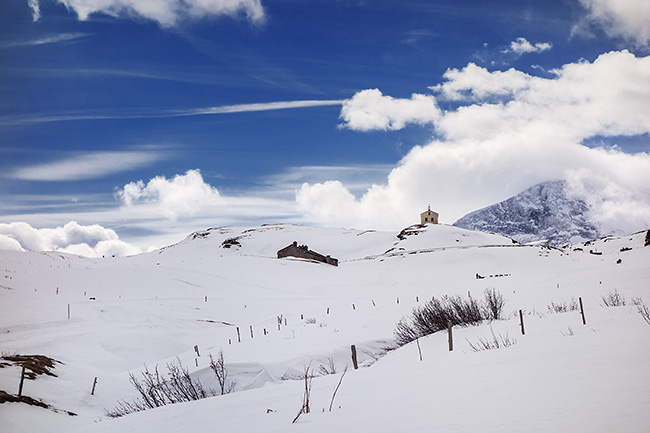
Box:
(578, 0, 650, 47)
(10, 151, 162, 181)
(339, 89, 441, 131)
(46, 0, 264, 27)
(302, 50, 650, 234)
(503, 37, 552, 55)
(0, 221, 141, 257)
(116, 169, 222, 220)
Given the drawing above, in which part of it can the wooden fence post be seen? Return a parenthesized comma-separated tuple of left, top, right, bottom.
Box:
(447, 321, 453, 351)
(350, 345, 358, 370)
(67, 304, 70, 320)
(18, 366, 25, 396)
(250, 325, 254, 338)
(91, 377, 98, 395)
(236, 327, 241, 343)
(579, 297, 586, 325)
(519, 310, 525, 335)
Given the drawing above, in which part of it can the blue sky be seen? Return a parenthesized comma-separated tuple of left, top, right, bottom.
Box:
(1, 0, 650, 255)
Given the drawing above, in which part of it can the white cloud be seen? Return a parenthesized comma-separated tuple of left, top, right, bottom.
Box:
(116, 169, 223, 220)
(52, 0, 265, 27)
(430, 63, 533, 101)
(302, 50, 650, 234)
(0, 221, 141, 257)
(10, 151, 163, 181)
(503, 37, 552, 55)
(339, 89, 441, 131)
(579, 0, 650, 47)
(28, 0, 41, 21)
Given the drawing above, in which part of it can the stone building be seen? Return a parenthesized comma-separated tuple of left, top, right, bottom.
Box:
(277, 241, 338, 266)
(420, 206, 439, 224)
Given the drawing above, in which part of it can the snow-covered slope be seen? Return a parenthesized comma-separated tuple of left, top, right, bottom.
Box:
(453, 180, 600, 245)
(1, 224, 649, 433)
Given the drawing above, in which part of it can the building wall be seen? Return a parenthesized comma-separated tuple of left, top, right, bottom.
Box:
(420, 210, 439, 224)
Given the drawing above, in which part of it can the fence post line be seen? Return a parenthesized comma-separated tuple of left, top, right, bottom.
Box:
(236, 327, 241, 343)
(350, 345, 358, 370)
(519, 310, 525, 335)
(91, 377, 98, 395)
(447, 321, 453, 351)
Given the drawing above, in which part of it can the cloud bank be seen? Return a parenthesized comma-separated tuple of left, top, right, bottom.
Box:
(298, 50, 650, 234)
(0, 221, 141, 257)
(30, 0, 264, 27)
(579, 0, 650, 47)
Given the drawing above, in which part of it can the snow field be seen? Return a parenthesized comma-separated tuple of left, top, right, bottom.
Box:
(1, 224, 649, 432)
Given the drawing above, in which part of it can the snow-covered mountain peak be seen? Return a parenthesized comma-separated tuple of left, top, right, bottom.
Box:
(453, 180, 601, 245)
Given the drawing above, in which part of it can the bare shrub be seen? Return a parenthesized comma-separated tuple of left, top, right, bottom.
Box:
(105, 360, 215, 418)
(561, 326, 574, 336)
(292, 364, 314, 424)
(483, 288, 506, 320)
(329, 366, 347, 412)
(394, 290, 506, 346)
(634, 298, 650, 325)
(209, 350, 235, 395)
(466, 327, 516, 352)
(318, 357, 336, 376)
(547, 298, 579, 313)
(601, 290, 626, 307)
(304, 317, 316, 325)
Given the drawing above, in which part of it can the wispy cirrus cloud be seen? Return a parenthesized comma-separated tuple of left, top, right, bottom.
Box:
(0, 99, 344, 126)
(0, 32, 90, 49)
(9, 150, 164, 181)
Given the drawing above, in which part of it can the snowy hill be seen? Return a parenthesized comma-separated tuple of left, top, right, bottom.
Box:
(453, 180, 600, 245)
(1, 224, 649, 433)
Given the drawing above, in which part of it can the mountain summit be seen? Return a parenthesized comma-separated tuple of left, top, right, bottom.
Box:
(453, 180, 600, 245)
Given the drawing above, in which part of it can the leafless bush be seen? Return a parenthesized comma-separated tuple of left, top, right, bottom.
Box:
(561, 326, 574, 336)
(394, 290, 506, 346)
(633, 298, 650, 325)
(329, 366, 347, 412)
(304, 317, 316, 325)
(209, 350, 235, 395)
(105, 360, 215, 418)
(318, 357, 336, 375)
(547, 298, 579, 313)
(467, 327, 516, 352)
(483, 288, 506, 320)
(292, 364, 314, 424)
(601, 290, 626, 307)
